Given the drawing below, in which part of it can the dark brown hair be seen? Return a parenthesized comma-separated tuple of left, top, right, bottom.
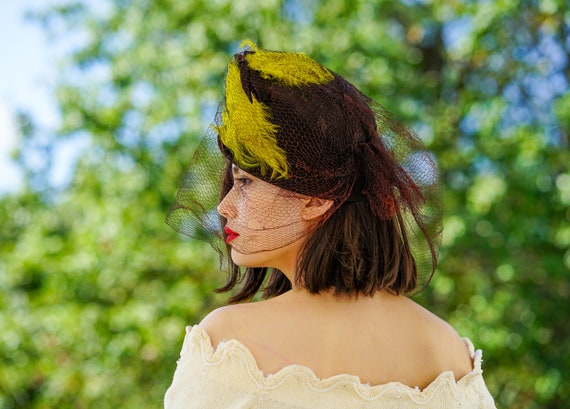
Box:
(216, 161, 417, 303)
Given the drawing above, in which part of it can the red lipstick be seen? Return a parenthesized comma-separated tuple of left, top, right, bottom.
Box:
(224, 226, 239, 243)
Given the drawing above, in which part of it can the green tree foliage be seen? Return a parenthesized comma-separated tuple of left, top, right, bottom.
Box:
(1, 0, 568, 408)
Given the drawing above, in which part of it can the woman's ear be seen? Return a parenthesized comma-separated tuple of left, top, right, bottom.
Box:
(301, 197, 334, 221)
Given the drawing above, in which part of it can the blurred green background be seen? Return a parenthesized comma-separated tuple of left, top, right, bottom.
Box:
(1, 0, 569, 408)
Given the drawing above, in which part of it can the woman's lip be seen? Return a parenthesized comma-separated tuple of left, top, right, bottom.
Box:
(224, 226, 239, 243)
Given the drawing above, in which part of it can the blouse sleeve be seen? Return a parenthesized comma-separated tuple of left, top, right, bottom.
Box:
(164, 326, 257, 409)
(164, 326, 273, 409)
(164, 326, 198, 409)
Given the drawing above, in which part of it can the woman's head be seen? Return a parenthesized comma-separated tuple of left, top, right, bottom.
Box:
(166, 41, 443, 301)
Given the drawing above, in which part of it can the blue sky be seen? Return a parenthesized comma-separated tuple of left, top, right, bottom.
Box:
(0, 1, 64, 194)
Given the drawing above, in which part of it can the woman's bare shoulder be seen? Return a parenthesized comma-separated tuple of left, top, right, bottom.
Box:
(405, 299, 474, 380)
(198, 301, 270, 347)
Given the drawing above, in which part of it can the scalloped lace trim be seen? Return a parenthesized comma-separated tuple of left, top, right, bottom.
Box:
(182, 325, 485, 403)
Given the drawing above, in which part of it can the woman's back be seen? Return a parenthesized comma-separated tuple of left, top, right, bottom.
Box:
(200, 290, 473, 390)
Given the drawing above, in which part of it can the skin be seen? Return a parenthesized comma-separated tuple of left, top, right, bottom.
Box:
(217, 165, 329, 257)
(202, 166, 473, 389)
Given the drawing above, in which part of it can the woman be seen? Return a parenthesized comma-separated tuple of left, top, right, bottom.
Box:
(165, 41, 496, 408)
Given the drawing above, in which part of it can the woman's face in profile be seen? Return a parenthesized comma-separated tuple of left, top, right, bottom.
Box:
(217, 165, 312, 267)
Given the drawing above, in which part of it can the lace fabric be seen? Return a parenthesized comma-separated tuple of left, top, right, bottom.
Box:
(164, 326, 497, 408)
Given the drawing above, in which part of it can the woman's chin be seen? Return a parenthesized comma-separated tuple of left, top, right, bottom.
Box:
(230, 247, 267, 268)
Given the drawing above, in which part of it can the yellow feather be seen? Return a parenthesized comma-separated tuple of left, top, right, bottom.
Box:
(244, 42, 334, 86)
(216, 60, 289, 180)
(239, 39, 259, 52)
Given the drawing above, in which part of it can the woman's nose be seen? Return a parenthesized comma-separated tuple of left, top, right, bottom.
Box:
(217, 190, 236, 219)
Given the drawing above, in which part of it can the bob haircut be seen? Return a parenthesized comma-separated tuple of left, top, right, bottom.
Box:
(216, 160, 417, 304)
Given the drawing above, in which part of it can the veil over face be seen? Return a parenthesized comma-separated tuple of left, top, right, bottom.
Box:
(217, 165, 316, 256)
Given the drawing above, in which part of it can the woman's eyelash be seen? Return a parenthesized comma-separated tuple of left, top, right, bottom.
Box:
(234, 177, 251, 186)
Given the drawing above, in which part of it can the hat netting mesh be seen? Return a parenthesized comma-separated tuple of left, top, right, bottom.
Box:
(166, 41, 443, 292)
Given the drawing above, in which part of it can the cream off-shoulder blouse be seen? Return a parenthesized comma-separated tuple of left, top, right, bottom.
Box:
(164, 326, 496, 409)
